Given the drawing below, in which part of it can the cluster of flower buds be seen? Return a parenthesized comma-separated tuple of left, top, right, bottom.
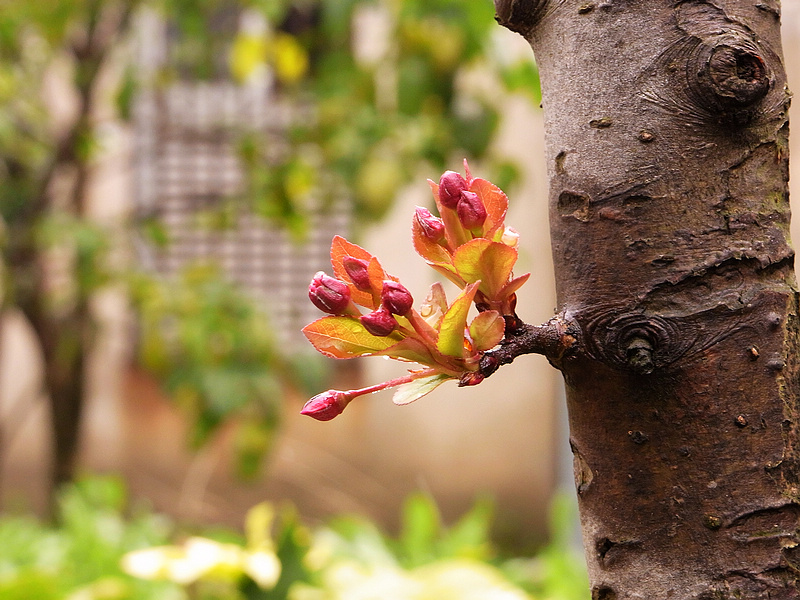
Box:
(414, 160, 528, 320)
(301, 163, 529, 421)
(308, 262, 415, 338)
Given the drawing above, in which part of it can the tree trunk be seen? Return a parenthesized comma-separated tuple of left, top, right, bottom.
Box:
(495, 1, 800, 597)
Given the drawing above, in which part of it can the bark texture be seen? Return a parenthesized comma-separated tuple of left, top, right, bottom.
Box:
(496, 0, 800, 597)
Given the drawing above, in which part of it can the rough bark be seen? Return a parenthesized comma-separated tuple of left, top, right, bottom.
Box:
(494, 0, 800, 597)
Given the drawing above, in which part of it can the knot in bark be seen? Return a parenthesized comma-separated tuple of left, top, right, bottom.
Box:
(705, 45, 770, 108)
(688, 35, 775, 125)
(582, 312, 693, 375)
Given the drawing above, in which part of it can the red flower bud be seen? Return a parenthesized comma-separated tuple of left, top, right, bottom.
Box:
(381, 280, 413, 315)
(457, 191, 487, 231)
(301, 389, 351, 421)
(361, 306, 398, 336)
(414, 207, 445, 242)
(308, 271, 351, 314)
(342, 256, 372, 291)
(459, 371, 486, 386)
(438, 171, 468, 209)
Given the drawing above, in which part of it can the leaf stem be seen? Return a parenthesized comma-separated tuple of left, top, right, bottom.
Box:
(404, 309, 439, 348)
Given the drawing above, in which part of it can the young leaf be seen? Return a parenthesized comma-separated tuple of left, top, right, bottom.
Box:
(373, 337, 437, 366)
(331, 236, 383, 308)
(469, 310, 505, 351)
(436, 283, 479, 358)
(497, 272, 531, 299)
(392, 373, 452, 405)
(302, 316, 400, 359)
(412, 213, 452, 265)
(367, 257, 394, 306)
(453, 239, 517, 300)
(469, 177, 508, 238)
(419, 282, 449, 328)
(430, 263, 466, 289)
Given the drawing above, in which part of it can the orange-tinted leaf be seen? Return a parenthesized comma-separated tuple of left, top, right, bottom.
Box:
(436, 282, 479, 358)
(498, 272, 531, 299)
(392, 373, 452, 405)
(469, 310, 505, 351)
(367, 256, 396, 307)
(469, 178, 508, 238)
(427, 179, 442, 213)
(302, 316, 400, 359)
(453, 239, 517, 299)
(412, 213, 452, 265)
(330, 236, 382, 308)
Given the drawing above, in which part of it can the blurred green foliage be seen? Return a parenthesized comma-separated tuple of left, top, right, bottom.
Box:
(207, 0, 536, 232)
(130, 265, 329, 478)
(0, 477, 180, 600)
(0, 477, 589, 600)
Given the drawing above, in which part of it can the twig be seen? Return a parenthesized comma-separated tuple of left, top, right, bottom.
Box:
(477, 313, 579, 378)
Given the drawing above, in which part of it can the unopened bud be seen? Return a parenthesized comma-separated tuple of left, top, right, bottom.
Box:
(501, 226, 519, 247)
(309, 271, 352, 314)
(438, 171, 468, 209)
(301, 389, 351, 421)
(457, 191, 487, 231)
(414, 207, 445, 242)
(381, 280, 413, 315)
(342, 256, 371, 291)
(459, 371, 486, 387)
(361, 306, 398, 336)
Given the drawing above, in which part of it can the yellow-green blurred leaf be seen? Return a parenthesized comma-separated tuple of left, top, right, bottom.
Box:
(230, 33, 268, 83)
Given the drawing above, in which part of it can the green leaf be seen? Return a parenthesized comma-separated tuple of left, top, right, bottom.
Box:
(438, 497, 494, 561)
(436, 283, 479, 358)
(453, 240, 517, 300)
(398, 493, 441, 567)
(302, 316, 400, 359)
(468, 310, 505, 352)
(374, 338, 436, 366)
(392, 373, 452, 406)
(245, 503, 275, 551)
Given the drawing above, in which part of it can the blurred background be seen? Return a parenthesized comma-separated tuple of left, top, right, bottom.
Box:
(1, 1, 798, 598)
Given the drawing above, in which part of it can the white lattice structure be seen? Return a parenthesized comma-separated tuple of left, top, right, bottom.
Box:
(133, 13, 348, 348)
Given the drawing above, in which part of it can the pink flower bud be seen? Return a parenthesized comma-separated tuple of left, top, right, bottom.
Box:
(342, 256, 372, 291)
(361, 306, 398, 336)
(457, 190, 487, 232)
(301, 389, 351, 421)
(438, 171, 468, 209)
(381, 280, 413, 315)
(414, 207, 446, 242)
(308, 271, 351, 314)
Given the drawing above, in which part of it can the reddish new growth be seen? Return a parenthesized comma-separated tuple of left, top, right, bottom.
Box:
(301, 161, 531, 421)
